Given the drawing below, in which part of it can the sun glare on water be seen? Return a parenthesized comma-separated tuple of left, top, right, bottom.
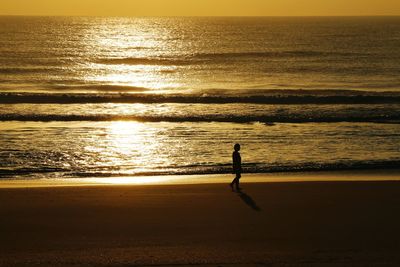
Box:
(82, 18, 184, 92)
(106, 121, 160, 169)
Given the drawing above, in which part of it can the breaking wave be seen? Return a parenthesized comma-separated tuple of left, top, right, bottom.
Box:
(1, 113, 399, 123)
(1, 90, 400, 104)
(1, 159, 399, 179)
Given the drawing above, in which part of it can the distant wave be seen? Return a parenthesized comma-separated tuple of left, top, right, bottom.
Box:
(0, 84, 151, 93)
(0, 67, 62, 74)
(47, 84, 151, 92)
(1, 91, 400, 104)
(1, 159, 399, 178)
(192, 50, 363, 59)
(1, 113, 399, 123)
(97, 50, 366, 66)
(97, 57, 192, 66)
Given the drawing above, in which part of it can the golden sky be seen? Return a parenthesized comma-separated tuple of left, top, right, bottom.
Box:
(1, 0, 400, 16)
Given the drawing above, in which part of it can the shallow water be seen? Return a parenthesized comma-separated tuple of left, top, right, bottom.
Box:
(1, 121, 399, 178)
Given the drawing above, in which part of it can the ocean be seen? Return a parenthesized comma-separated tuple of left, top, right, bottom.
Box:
(1, 16, 400, 179)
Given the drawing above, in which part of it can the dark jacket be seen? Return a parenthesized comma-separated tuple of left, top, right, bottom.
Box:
(232, 151, 241, 172)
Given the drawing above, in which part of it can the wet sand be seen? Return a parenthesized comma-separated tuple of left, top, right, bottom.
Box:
(1, 176, 400, 266)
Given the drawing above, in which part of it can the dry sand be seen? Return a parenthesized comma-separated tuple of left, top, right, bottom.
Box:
(1, 174, 400, 266)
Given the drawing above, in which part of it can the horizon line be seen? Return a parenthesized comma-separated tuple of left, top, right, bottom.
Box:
(1, 14, 400, 18)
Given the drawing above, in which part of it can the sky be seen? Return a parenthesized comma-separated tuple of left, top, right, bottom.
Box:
(1, 0, 400, 16)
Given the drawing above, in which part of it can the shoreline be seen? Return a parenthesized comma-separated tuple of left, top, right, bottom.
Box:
(1, 168, 399, 188)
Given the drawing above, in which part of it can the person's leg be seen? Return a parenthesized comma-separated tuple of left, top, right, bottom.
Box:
(235, 172, 241, 189)
(230, 177, 237, 187)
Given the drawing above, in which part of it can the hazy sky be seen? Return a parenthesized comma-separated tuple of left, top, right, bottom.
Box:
(1, 0, 400, 16)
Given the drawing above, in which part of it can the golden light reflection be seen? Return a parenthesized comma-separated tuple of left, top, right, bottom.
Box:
(83, 121, 157, 174)
(89, 64, 181, 90)
(104, 121, 167, 174)
(82, 18, 184, 92)
(107, 121, 149, 159)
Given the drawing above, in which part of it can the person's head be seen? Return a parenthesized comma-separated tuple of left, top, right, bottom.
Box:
(234, 143, 241, 151)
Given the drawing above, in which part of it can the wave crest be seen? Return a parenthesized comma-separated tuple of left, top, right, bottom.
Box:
(1, 159, 399, 178)
(1, 91, 400, 104)
(1, 113, 399, 123)
(96, 50, 366, 66)
(97, 57, 192, 66)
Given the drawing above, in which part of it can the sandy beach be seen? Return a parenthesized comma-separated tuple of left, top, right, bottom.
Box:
(1, 173, 400, 266)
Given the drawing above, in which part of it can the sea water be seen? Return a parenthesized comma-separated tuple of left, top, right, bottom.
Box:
(1, 16, 400, 179)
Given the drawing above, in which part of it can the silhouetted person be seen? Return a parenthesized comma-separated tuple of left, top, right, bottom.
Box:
(230, 143, 242, 190)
